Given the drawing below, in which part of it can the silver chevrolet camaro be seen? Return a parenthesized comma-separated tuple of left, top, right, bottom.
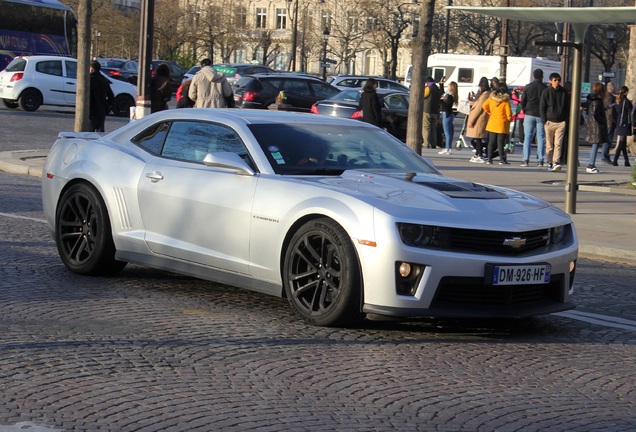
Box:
(42, 109, 578, 327)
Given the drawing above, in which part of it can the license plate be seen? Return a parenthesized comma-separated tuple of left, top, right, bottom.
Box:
(490, 264, 551, 286)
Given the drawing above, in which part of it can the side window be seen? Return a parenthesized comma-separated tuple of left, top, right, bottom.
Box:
(283, 79, 311, 96)
(385, 95, 406, 109)
(65, 61, 77, 79)
(310, 82, 339, 99)
(35, 60, 63, 77)
(131, 122, 171, 155)
(457, 68, 474, 83)
(161, 121, 247, 163)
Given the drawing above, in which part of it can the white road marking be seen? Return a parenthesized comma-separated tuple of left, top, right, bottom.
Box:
(0, 211, 47, 223)
(554, 310, 636, 332)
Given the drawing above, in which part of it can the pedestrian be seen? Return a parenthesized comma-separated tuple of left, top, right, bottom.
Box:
(150, 63, 171, 113)
(482, 82, 513, 165)
(540, 72, 569, 172)
(490, 76, 500, 91)
(176, 78, 195, 108)
(611, 85, 632, 167)
(465, 79, 490, 163)
(188, 58, 233, 108)
(358, 78, 382, 127)
(89, 60, 114, 132)
(602, 81, 618, 163)
(422, 76, 442, 149)
(520, 68, 547, 167)
(584, 82, 609, 174)
(510, 86, 525, 145)
(438, 81, 458, 155)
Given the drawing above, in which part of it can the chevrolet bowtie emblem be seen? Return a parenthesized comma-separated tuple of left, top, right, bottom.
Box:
(503, 237, 526, 248)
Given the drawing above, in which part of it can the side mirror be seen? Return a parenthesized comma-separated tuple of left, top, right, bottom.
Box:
(202, 152, 255, 176)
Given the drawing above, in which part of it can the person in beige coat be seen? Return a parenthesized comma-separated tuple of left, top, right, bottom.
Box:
(188, 58, 233, 108)
(465, 80, 490, 163)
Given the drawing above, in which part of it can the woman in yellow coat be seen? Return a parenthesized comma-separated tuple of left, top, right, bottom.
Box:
(482, 83, 513, 164)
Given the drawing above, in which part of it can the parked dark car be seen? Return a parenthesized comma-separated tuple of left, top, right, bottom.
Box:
(117, 60, 185, 91)
(96, 58, 129, 82)
(233, 73, 340, 112)
(310, 89, 410, 141)
(327, 75, 409, 92)
(183, 63, 278, 85)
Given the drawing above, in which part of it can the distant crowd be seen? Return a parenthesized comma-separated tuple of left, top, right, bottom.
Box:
(422, 69, 635, 173)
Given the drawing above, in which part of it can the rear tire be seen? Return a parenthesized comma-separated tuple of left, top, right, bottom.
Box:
(55, 183, 127, 276)
(2, 99, 19, 109)
(18, 88, 43, 112)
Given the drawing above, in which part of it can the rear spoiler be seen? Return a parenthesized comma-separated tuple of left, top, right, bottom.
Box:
(57, 132, 104, 140)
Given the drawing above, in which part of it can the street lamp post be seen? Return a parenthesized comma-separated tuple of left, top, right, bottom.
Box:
(605, 25, 616, 84)
(322, 26, 330, 80)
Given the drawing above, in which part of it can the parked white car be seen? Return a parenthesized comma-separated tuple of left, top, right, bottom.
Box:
(0, 55, 137, 117)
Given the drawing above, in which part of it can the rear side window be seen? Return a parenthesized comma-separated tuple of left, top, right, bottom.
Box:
(132, 122, 170, 155)
(36, 60, 63, 77)
(5, 58, 27, 72)
(235, 77, 257, 89)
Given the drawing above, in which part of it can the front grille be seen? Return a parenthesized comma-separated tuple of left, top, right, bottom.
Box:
(431, 275, 565, 309)
(429, 227, 552, 256)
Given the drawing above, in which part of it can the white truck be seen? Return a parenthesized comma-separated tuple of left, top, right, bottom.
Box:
(403, 53, 562, 102)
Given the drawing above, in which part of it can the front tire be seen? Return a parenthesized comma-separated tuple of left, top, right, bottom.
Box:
(283, 218, 362, 327)
(55, 183, 126, 276)
(18, 88, 43, 112)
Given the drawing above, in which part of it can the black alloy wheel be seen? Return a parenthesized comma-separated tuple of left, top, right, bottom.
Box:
(55, 183, 126, 276)
(283, 218, 362, 327)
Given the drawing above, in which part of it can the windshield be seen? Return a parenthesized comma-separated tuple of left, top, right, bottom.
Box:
(248, 123, 438, 175)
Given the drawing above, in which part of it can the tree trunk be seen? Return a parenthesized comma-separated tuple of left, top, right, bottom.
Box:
(625, 21, 636, 103)
(74, 0, 92, 132)
(405, 0, 435, 154)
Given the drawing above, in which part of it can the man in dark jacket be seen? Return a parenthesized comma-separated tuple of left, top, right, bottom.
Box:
(540, 72, 570, 172)
(422, 76, 442, 149)
(520, 68, 547, 167)
(89, 61, 114, 132)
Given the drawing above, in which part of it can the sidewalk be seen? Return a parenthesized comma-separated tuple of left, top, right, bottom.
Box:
(1, 147, 635, 264)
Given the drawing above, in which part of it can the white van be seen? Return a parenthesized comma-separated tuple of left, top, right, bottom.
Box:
(403, 53, 561, 102)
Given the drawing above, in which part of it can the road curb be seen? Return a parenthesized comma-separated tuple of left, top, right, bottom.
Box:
(0, 150, 44, 178)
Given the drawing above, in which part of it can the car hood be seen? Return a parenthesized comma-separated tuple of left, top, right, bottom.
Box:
(294, 170, 558, 220)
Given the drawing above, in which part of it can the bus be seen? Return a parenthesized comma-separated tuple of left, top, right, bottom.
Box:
(0, 0, 77, 69)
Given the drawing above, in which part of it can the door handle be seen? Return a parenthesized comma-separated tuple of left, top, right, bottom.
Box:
(145, 171, 164, 182)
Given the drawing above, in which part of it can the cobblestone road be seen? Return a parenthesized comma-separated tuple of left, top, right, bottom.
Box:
(0, 173, 635, 431)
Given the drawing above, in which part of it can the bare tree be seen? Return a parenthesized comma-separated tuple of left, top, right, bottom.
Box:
(588, 24, 629, 81)
(362, 0, 417, 79)
(154, 0, 187, 60)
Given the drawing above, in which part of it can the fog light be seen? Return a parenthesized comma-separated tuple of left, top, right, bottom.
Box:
(395, 261, 425, 296)
(398, 262, 412, 277)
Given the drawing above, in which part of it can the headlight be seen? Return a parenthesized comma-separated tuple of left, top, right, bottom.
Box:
(551, 225, 566, 244)
(398, 223, 435, 247)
